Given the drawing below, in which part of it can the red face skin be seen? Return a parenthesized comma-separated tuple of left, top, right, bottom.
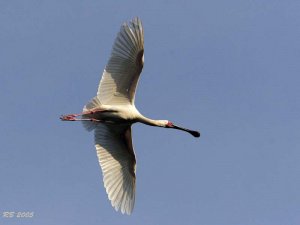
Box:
(166, 121, 174, 128)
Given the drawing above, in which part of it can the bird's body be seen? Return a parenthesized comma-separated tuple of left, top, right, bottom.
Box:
(85, 103, 140, 124)
(61, 17, 200, 215)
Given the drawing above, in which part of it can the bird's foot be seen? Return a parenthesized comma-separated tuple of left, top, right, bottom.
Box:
(60, 114, 77, 121)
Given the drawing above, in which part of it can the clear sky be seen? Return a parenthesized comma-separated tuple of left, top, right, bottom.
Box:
(1, 1, 300, 225)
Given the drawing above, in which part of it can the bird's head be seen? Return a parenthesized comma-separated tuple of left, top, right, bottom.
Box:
(162, 120, 200, 138)
(165, 121, 174, 128)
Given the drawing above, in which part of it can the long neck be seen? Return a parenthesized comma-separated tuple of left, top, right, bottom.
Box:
(137, 114, 163, 127)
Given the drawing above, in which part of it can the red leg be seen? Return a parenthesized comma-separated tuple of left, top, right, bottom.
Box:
(60, 113, 102, 122)
(82, 109, 105, 115)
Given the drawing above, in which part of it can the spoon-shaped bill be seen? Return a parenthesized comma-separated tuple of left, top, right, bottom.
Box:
(172, 125, 200, 138)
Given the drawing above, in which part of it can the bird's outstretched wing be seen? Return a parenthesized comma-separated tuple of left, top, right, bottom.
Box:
(94, 124, 136, 215)
(97, 17, 144, 105)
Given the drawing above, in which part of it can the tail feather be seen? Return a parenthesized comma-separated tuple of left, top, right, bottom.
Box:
(82, 96, 102, 131)
(83, 96, 102, 112)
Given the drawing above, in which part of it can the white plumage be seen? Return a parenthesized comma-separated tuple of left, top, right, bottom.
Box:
(61, 17, 200, 215)
(95, 124, 135, 214)
(97, 18, 144, 105)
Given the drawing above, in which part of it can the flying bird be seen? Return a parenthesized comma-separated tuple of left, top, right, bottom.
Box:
(60, 17, 200, 215)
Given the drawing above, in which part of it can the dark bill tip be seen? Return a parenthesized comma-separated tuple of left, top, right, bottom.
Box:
(190, 130, 200, 138)
(173, 125, 200, 138)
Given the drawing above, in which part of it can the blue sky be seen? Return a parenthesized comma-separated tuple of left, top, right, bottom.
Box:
(1, 1, 300, 224)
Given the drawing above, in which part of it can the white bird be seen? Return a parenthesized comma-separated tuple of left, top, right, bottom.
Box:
(60, 17, 200, 215)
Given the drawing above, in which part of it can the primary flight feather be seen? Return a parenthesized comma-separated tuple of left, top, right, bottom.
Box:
(61, 17, 200, 215)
